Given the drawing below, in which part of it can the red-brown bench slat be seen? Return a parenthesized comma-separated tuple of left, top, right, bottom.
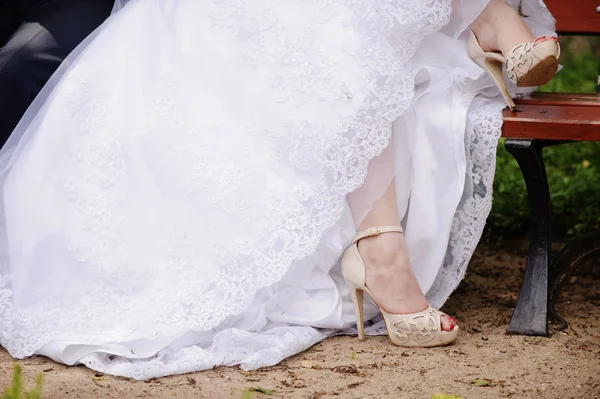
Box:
(515, 93, 600, 107)
(502, 105, 600, 141)
(544, 0, 600, 35)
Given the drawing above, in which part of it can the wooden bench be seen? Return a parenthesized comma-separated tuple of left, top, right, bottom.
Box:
(500, 0, 600, 336)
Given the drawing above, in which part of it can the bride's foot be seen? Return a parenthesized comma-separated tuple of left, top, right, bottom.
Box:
(470, 0, 557, 56)
(357, 232, 456, 332)
(468, 0, 559, 109)
(341, 226, 459, 347)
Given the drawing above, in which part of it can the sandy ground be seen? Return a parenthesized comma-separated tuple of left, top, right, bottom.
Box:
(1, 239, 599, 399)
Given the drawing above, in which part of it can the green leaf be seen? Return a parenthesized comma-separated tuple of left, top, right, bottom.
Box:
(239, 389, 254, 399)
(432, 394, 462, 399)
(472, 379, 490, 387)
(249, 387, 275, 395)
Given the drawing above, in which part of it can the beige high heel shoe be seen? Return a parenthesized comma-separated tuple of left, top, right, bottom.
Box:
(341, 226, 459, 347)
(468, 30, 560, 110)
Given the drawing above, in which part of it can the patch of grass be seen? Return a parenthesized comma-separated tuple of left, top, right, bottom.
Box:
(491, 140, 600, 238)
(1, 364, 43, 399)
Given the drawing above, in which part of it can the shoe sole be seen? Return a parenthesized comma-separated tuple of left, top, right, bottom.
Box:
(516, 56, 559, 87)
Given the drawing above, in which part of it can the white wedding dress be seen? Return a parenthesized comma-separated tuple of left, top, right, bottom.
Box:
(0, 0, 555, 379)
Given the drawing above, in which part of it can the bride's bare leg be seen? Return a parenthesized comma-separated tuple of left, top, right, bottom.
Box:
(470, 0, 557, 54)
(357, 181, 456, 332)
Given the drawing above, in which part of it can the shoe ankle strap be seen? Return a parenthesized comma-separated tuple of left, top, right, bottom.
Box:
(352, 226, 404, 244)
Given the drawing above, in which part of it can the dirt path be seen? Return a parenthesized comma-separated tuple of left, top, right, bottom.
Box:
(1, 240, 599, 398)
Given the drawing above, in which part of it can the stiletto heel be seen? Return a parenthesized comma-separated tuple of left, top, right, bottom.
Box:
(341, 226, 459, 348)
(468, 30, 560, 111)
(483, 55, 516, 110)
(349, 285, 365, 340)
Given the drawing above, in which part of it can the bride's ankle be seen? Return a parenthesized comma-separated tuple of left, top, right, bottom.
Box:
(471, 0, 536, 54)
(357, 233, 408, 269)
(470, 17, 498, 53)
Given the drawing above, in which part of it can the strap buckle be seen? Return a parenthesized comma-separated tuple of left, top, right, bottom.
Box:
(367, 227, 381, 236)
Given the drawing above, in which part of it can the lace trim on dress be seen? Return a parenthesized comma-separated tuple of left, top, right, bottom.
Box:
(0, 0, 453, 356)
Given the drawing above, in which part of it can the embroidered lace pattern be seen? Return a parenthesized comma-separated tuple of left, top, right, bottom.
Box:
(0, 0, 453, 359)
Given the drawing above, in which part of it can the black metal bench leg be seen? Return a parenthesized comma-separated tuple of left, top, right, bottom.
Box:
(504, 138, 550, 336)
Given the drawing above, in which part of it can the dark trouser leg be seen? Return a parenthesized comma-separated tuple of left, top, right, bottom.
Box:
(0, 2, 19, 46)
(0, 1, 114, 146)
